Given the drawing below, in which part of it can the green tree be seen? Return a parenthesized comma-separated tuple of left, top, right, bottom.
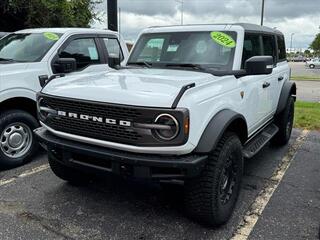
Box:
(0, 0, 101, 32)
(310, 33, 320, 54)
(304, 49, 310, 55)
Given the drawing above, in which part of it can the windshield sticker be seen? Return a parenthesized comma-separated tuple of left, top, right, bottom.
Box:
(210, 32, 236, 48)
(88, 47, 99, 60)
(43, 32, 60, 41)
(196, 40, 208, 54)
(167, 44, 179, 52)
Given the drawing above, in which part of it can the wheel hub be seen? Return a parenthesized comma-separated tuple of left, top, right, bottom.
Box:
(219, 155, 237, 205)
(0, 123, 33, 159)
(8, 132, 23, 148)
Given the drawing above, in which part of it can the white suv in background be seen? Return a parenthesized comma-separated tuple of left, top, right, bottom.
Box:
(306, 58, 320, 68)
(0, 28, 129, 167)
(35, 23, 295, 226)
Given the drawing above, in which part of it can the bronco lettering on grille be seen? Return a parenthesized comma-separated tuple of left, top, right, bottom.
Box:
(57, 110, 132, 127)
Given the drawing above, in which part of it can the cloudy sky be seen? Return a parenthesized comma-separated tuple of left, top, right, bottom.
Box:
(93, 0, 320, 50)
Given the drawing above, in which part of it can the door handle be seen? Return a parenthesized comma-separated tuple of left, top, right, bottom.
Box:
(278, 76, 284, 81)
(262, 82, 270, 88)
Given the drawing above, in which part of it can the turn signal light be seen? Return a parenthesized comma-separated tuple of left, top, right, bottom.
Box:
(184, 117, 190, 135)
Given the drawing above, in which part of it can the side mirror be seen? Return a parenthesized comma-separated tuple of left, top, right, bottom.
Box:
(245, 56, 273, 75)
(108, 56, 121, 69)
(54, 58, 77, 73)
(38, 74, 65, 88)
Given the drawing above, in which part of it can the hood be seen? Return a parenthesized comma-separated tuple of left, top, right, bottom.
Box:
(0, 62, 29, 75)
(0, 62, 49, 94)
(42, 68, 216, 108)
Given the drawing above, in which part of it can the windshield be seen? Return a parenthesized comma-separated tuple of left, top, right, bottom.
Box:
(0, 32, 62, 62)
(128, 31, 237, 71)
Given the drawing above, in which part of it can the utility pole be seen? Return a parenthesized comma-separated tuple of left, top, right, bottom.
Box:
(175, 0, 184, 25)
(107, 0, 118, 32)
(260, 0, 265, 26)
(290, 33, 295, 53)
(181, 0, 184, 25)
(119, 7, 121, 35)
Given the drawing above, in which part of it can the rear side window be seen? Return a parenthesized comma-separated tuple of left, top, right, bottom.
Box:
(102, 38, 124, 61)
(277, 35, 287, 62)
(242, 34, 262, 68)
(262, 35, 276, 63)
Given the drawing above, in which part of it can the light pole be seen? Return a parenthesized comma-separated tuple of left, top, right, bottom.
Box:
(175, 0, 184, 25)
(260, 0, 265, 26)
(290, 33, 295, 53)
(118, 7, 121, 35)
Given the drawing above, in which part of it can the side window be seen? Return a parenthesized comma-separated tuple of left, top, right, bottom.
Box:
(242, 34, 262, 68)
(277, 35, 287, 62)
(103, 38, 124, 61)
(59, 38, 100, 70)
(262, 35, 276, 63)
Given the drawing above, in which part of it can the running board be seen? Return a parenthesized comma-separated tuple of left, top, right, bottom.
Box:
(243, 124, 279, 158)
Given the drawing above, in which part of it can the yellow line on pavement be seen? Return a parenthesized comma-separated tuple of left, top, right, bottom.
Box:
(231, 129, 310, 240)
(0, 164, 49, 187)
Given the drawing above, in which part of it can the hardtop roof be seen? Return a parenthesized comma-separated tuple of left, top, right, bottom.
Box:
(14, 28, 118, 36)
(235, 23, 283, 35)
(148, 23, 283, 36)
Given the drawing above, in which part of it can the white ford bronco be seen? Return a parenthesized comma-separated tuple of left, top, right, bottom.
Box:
(35, 23, 295, 226)
(0, 28, 129, 167)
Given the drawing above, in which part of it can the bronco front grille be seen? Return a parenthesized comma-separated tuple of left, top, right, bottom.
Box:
(38, 94, 189, 147)
(42, 96, 144, 144)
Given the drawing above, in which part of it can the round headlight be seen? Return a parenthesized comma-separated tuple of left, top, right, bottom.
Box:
(154, 114, 179, 140)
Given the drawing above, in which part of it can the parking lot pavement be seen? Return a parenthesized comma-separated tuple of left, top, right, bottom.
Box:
(295, 80, 320, 102)
(289, 62, 320, 78)
(249, 131, 320, 240)
(0, 129, 319, 240)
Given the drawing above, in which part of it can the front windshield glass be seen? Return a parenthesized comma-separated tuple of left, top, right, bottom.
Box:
(0, 32, 62, 62)
(128, 31, 237, 71)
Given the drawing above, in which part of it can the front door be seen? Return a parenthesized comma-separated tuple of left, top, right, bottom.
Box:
(240, 33, 272, 133)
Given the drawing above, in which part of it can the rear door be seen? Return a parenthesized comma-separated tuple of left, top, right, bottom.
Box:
(261, 34, 278, 116)
(273, 35, 290, 111)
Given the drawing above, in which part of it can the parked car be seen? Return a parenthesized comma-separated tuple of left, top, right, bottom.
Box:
(0, 28, 129, 167)
(35, 23, 295, 227)
(290, 56, 307, 62)
(306, 58, 320, 68)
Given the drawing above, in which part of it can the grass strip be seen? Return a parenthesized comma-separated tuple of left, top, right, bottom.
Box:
(294, 101, 320, 130)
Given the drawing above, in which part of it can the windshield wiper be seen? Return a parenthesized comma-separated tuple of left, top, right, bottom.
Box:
(0, 58, 15, 62)
(127, 61, 152, 68)
(165, 63, 207, 71)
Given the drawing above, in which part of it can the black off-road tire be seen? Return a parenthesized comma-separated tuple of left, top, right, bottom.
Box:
(0, 110, 39, 168)
(272, 96, 295, 146)
(309, 64, 315, 69)
(48, 151, 91, 185)
(185, 132, 243, 227)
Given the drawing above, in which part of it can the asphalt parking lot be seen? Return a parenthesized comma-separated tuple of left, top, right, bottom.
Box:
(295, 81, 320, 102)
(289, 62, 320, 102)
(289, 62, 320, 78)
(0, 129, 319, 240)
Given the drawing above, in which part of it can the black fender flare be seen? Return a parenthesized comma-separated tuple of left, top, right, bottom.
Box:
(194, 109, 248, 153)
(276, 81, 296, 115)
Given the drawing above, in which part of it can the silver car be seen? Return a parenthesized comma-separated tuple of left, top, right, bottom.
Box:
(306, 58, 320, 69)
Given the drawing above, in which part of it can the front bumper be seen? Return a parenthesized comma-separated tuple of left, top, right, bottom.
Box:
(34, 127, 208, 179)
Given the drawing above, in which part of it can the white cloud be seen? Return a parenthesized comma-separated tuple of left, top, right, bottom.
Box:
(93, 0, 320, 49)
